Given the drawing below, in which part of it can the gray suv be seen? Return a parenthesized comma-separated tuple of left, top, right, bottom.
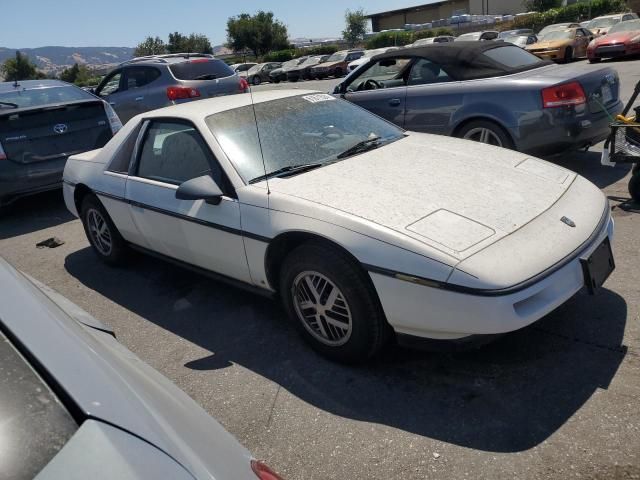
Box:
(94, 53, 248, 123)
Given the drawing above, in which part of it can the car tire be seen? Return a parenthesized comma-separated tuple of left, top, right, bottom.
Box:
(564, 47, 574, 63)
(279, 241, 390, 363)
(80, 194, 127, 265)
(251, 76, 261, 86)
(456, 119, 514, 150)
(290, 76, 299, 82)
(272, 78, 280, 84)
(334, 67, 343, 77)
(589, 57, 601, 64)
(629, 170, 640, 203)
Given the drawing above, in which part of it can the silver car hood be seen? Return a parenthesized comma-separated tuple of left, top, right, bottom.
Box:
(0, 258, 254, 480)
(268, 133, 576, 260)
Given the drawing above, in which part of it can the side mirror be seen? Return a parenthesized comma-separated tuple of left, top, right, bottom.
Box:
(332, 84, 342, 94)
(175, 175, 223, 205)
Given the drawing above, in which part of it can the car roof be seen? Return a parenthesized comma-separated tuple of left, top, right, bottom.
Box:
(0, 79, 71, 93)
(143, 89, 321, 119)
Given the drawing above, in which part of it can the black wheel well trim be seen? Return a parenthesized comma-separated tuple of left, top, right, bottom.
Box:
(72, 183, 93, 213)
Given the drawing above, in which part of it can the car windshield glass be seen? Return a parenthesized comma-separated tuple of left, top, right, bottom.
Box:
(505, 35, 528, 45)
(169, 60, 234, 80)
(608, 19, 640, 33)
(282, 60, 298, 68)
(539, 24, 570, 34)
(0, 86, 92, 109)
(0, 327, 77, 480)
(457, 33, 481, 40)
(483, 45, 543, 67)
(540, 30, 573, 40)
(327, 52, 347, 62)
(301, 57, 320, 66)
(206, 94, 404, 183)
(247, 64, 262, 74)
(588, 17, 618, 28)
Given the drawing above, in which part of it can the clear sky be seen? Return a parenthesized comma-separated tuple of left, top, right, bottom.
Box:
(3, 0, 424, 48)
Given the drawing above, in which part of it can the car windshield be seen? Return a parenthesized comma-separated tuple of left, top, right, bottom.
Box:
(0, 85, 92, 109)
(206, 94, 404, 183)
(327, 52, 347, 62)
(540, 30, 573, 40)
(301, 56, 321, 66)
(539, 24, 571, 35)
(504, 35, 529, 46)
(588, 17, 618, 29)
(169, 59, 234, 80)
(456, 33, 481, 41)
(281, 60, 298, 68)
(247, 64, 262, 74)
(608, 19, 640, 33)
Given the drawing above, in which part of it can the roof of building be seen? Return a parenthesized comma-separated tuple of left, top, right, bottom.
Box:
(367, 1, 449, 18)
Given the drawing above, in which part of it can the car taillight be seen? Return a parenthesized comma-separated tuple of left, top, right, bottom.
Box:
(103, 101, 123, 134)
(542, 81, 586, 108)
(251, 460, 285, 480)
(0, 140, 6, 161)
(167, 86, 201, 101)
(239, 77, 249, 93)
(189, 58, 210, 63)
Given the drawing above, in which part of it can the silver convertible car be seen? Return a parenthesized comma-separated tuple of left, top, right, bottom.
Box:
(0, 257, 283, 479)
(335, 42, 622, 156)
(63, 90, 615, 363)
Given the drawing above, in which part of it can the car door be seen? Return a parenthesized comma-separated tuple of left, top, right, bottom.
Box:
(119, 66, 162, 120)
(95, 68, 125, 117)
(574, 29, 589, 57)
(125, 118, 251, 283)
(403, 58, 460, 135)
(342, 56, 411, 127)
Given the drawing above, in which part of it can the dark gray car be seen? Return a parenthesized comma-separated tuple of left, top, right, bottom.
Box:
(0, 257, 284, 480)
(94, 53, 248, 124)
(0, 80, 121, 207)
(246, 62, 282, 85)
(335, 42, 623, 156)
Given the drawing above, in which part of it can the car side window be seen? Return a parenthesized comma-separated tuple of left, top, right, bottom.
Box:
(97, 70, 122, 97)
(125, 67, 161, 90)
(407, 59, 451, 86)
(107, 124, 142, 174)
(136, 120, 222, 187)
(346, 57, 411, 92)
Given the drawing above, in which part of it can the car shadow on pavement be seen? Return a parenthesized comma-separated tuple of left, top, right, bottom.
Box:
(65, 248, 627, 453)
(545, 150, 632, 189)
(0, 190, 75, 240)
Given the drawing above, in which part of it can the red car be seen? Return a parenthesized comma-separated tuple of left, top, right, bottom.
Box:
(587, 19, 640, 63)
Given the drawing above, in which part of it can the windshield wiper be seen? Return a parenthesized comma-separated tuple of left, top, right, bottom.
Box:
(194, 74, 217, 80)
(0, 101, 18, 108)
(336, 135, 381, 159)
(249, 163, 323, 184)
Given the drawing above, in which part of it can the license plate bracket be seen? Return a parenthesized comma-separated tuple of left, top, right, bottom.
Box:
(580, 237, 615, 294)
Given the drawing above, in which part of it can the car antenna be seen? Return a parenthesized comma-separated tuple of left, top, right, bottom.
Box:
(248, 81, 270, 195)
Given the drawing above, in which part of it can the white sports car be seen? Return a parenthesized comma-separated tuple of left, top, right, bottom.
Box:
(62, 90, 615, 362)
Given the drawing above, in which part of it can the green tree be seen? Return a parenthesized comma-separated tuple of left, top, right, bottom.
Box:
(59, 63, 95, 86)
(134, 36, 167, 57)
(523, 0, 562, 12)
(167, 32, 213, 54)
(342, 8, 368, 47)
(226, 11, 289, 56)
(1, 51, 43, 81)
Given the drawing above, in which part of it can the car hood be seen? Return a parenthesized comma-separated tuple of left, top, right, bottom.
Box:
(0, 258, 254, 480)
(528, 39, 571, 49)
(593, 30, 640, 45)
(313, 60, 342, 69)
(268, 133, 576, 260)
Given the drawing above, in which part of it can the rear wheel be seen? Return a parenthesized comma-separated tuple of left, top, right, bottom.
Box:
(280, 242, 390, 363)
(80, 194, 127, 265)
(251, 75, 261, 86)
(564, 47, 574, 63)
(589, 57, 601, 64)
(629, 170, 640, 203)
(334, 67, 343, 77)
(272, 77, 280, 84)
(456, 120, 514, 149)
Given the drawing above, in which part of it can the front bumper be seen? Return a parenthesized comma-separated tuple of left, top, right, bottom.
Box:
(589, 42, 640, 59)
(371, 214, 614, 341)
(529, 49, 563, 61)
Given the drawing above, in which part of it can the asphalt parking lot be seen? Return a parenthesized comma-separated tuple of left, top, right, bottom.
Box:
(1, 58, 640, 479)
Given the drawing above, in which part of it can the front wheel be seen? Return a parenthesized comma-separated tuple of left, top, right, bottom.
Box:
(629, 170, 640, 203)
(588, 57, 601, 64)
(272, 77, 280, 84)
(251, 76, 261, 86)
(80, 194, 127, 265)
(280, 242, 390, 363)
(456, 120, 514, 150)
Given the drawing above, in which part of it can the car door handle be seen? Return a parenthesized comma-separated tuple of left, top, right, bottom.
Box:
(389, 98, 401, 107)
(135, 96, 144, 101)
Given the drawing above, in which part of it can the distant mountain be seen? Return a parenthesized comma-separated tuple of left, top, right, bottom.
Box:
(0, 46, 135, 75)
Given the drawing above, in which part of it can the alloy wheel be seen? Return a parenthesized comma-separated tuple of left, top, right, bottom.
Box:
(291, 271, 353, 346)
(87, 208, 112, 256)
(462, 127, 503, 147)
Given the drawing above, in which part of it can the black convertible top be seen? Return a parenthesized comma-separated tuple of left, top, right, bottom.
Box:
(373, 42, 552, 81)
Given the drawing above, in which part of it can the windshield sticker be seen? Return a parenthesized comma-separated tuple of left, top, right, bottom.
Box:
(302, 94, 336, 103)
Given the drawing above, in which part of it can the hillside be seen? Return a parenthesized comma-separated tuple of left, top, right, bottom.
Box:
(0, 46, 134, 75)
